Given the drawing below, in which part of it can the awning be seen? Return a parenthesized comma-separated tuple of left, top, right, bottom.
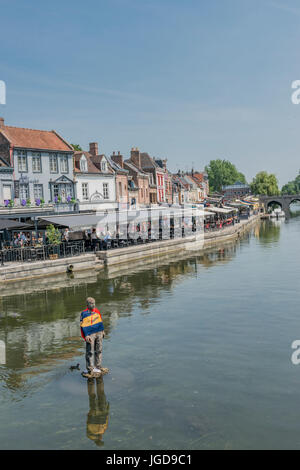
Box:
(0, 219, 32, 231)
(39, 208, 210, 231)
(206, 207, 234, 214)
(222, 206, 239, 212)
(203, 210, 216, 216)
(239, 200, 255, 206)
(38, 214, 106, 230)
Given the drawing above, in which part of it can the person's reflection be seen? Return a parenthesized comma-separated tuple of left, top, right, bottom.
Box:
(86, 376, 110, 447)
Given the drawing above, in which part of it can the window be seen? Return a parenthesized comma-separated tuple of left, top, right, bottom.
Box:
(50, 154, 58, 173)
(82, 183, 89, 200)
(60, 155, 68, 173)
(80, 157, 87, 172)
(118, 181, 122, 197)
(3, 185, 12, 200)
(53, 184, 59, 198)
(65, 184, 73, 197)
(103, 183, 109, 199)
(101, 160, 107, 172)
(19, 183, 29, 199)
(34, 184, 43, 199)
(17, 150, 28, 172)
(32, 152, 41, 173)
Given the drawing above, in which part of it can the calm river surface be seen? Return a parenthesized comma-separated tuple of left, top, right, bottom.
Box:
(1, 212, 300, 450)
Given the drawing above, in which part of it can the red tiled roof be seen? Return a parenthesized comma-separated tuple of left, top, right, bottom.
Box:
(0, 125, 73, 151)
(192, 173, 205, 183)
(74, 151, 114, 174)
(74, 151, 101, 174)
(91, 154, 114, 174)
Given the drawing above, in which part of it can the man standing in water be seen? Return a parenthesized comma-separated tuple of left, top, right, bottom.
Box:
(80, 297, 105, 376)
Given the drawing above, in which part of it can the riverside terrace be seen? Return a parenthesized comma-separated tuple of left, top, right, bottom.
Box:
(0, 204, 256, 265)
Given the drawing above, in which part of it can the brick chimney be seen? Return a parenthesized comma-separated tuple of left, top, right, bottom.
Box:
(111, 151, 124, 168)
(130, 147, 141, 168)
(89, 142, 98, 156)
(0, 117, 4, 129)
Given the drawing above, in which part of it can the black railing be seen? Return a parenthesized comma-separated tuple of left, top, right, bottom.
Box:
(0, 241, 85, 265)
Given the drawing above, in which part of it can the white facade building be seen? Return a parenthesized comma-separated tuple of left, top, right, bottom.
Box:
(74, 148, 117, 212)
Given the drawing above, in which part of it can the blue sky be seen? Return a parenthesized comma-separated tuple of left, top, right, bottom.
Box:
(1, 0, 300, 186)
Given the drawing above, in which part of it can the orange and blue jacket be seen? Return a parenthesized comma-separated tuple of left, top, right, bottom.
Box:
(80, 308, 104, 340)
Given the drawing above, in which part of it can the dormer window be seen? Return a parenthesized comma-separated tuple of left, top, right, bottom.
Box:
(80, 156, 87, 172)
(101, 160, 107, 172)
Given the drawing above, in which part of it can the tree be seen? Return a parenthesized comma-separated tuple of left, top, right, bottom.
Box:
(205, 159, 247, 193)
(71, 144, 82, 151)
(282, 171, 300, 194)
(250, 171, 280, 196)
(46, 224, 61, 245)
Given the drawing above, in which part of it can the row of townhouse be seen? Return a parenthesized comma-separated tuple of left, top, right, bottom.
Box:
(172, 171, 209, 205)
(0, 118, 209, 211)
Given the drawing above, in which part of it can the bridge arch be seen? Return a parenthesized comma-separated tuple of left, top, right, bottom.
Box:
(260, 194, 300, 216)
(266, 200, 283, 212)
(289, 197, 300, 206)
(289, 198, 300, 214)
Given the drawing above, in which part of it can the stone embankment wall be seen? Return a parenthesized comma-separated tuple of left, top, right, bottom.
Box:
(0, 254, 102, 283)
(0, 215, 260, 284)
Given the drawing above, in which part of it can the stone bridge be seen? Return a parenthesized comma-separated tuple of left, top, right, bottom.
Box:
(260, 195, 300, 214)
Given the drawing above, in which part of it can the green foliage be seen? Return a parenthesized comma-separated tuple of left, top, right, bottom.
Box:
(282, 171, 300, 194)
(46, 224, 61, 245)
(250, 171, 280, 196)
(71, 144, 82, 151)
(204, 159, 246, 193)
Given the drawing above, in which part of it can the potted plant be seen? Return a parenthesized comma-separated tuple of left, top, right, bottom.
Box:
(21, 199, 27, 207)
(46, 224, 61, 260)
(26, 198, 31, 207)
(35, 198, 45, 207)
(8, 199, 14, 208)
(4, 200, 9, 207)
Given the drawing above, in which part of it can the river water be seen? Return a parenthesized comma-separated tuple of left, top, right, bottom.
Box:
(0, 212, 300, 450)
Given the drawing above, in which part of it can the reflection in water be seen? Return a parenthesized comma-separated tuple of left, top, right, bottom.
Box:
(86, 377, 110, 447)
(0, 340, 5, 365)
(1, 216, 300, 449)
(3, 217, 300, 449)
(289, 202, 300, 218)
(257, 220, 281, 245)
(0, 235, 243, 396)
